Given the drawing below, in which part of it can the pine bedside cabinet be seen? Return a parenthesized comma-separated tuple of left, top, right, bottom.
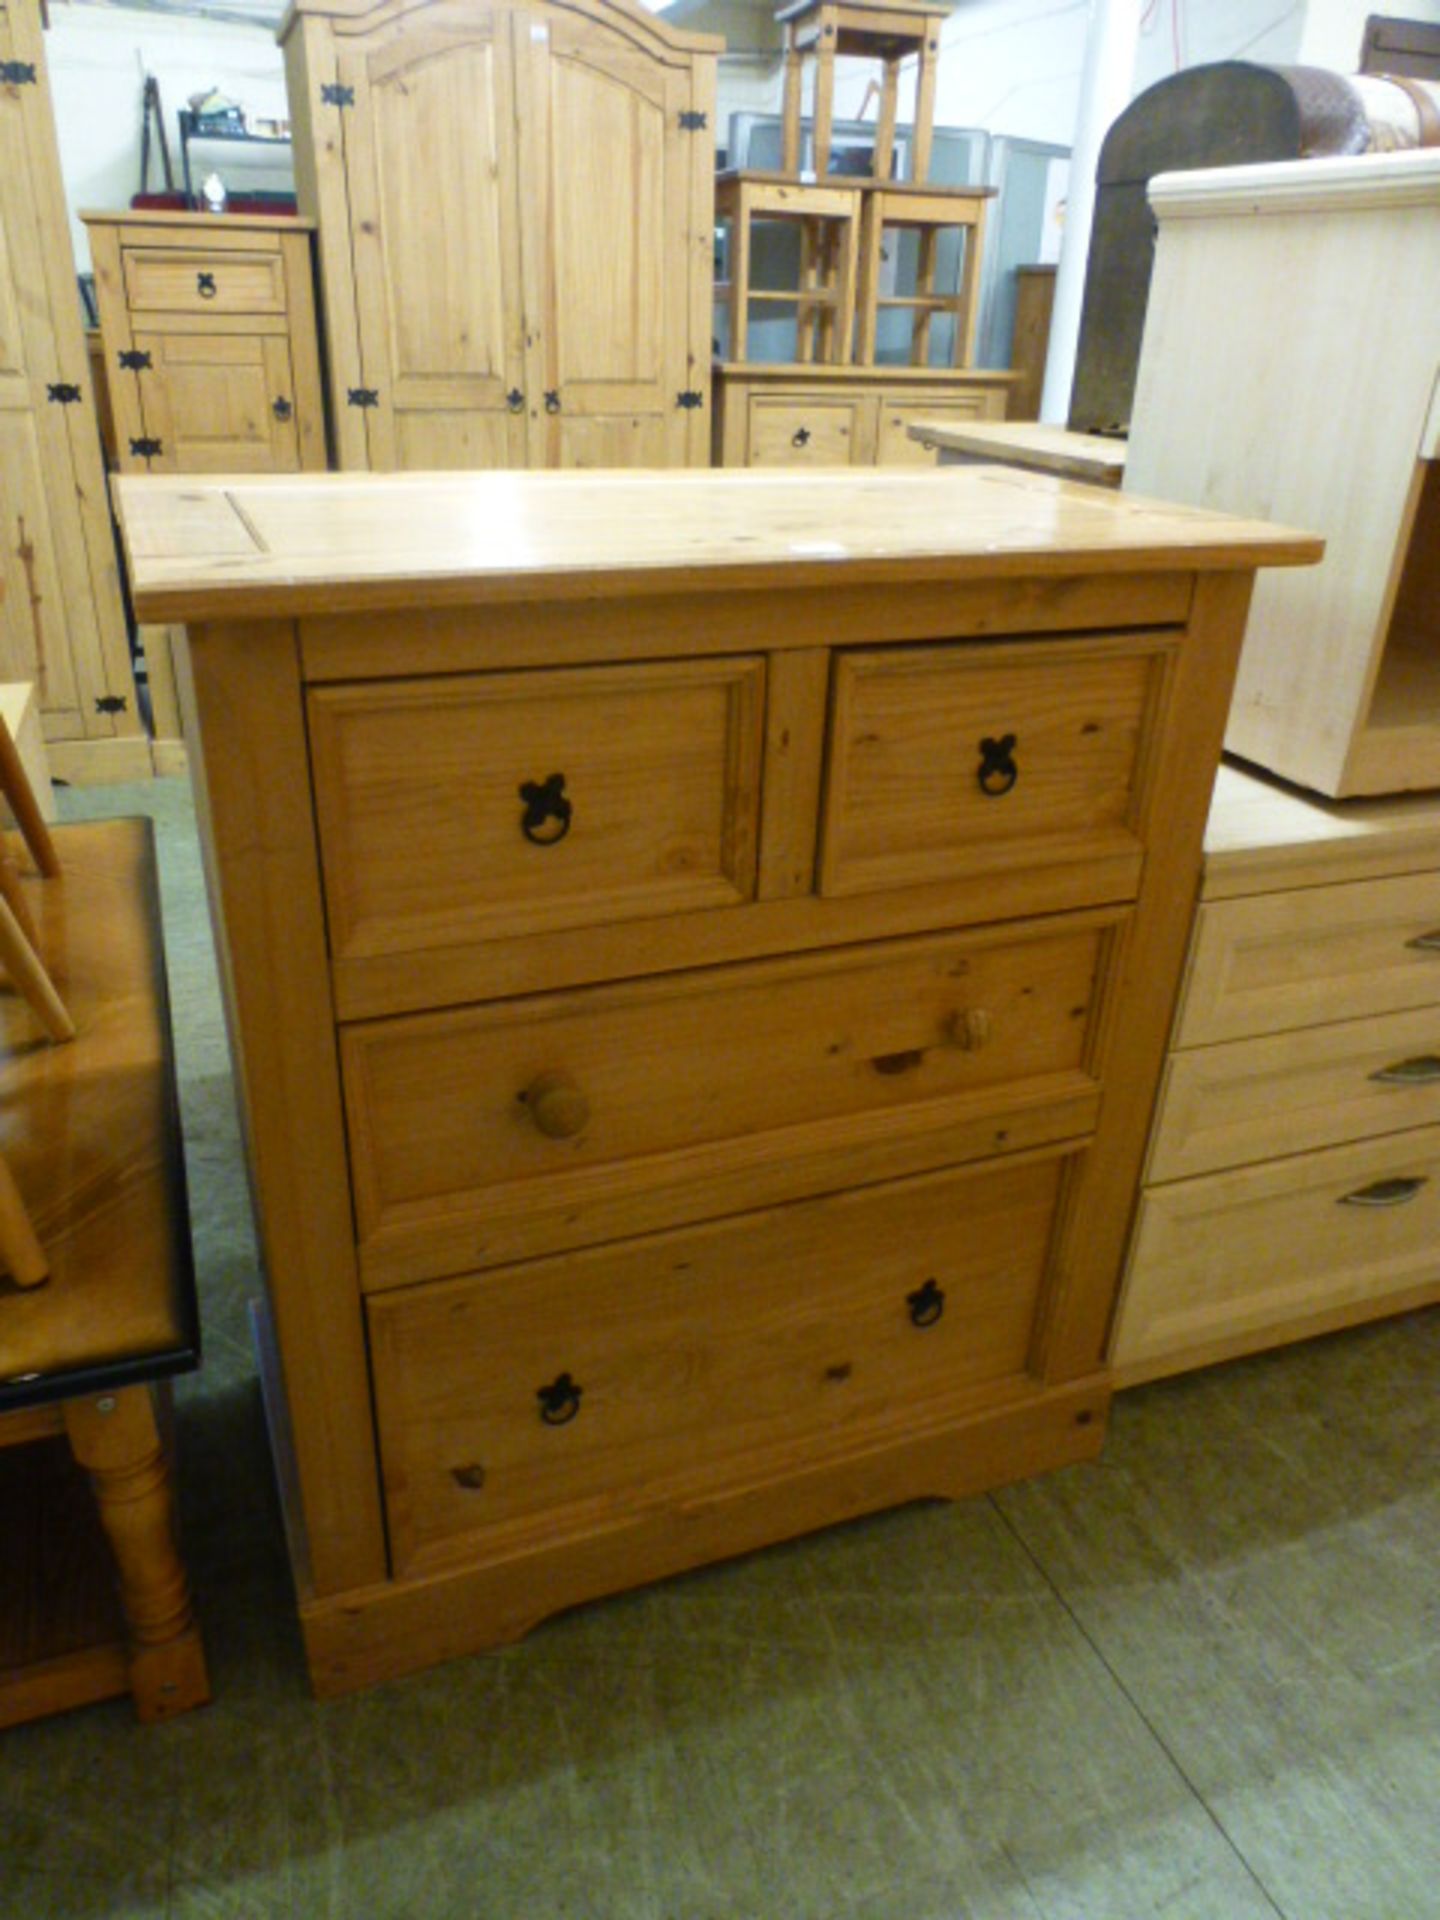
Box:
(113, 467, 1319, 1695)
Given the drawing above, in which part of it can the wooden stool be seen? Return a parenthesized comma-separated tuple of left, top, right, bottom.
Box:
(716, 172, 862, 364)
(856, 183, 992, 367)
(0, 818, 207, 1727)
(777, 0, 950, 183)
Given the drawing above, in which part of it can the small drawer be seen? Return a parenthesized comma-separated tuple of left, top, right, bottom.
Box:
(876, 390, 1004, 466)
(1178, 870, 1440, 1046)
(747, 397, 864, 466)
(1115, 1125, 1440, 1376)
(819, 635, 1165, 899)
(1150, 1003, 1440, 1183)
(343, 917, 1111, 1286)
(121, 246, 287, 316)
(308, 658, 765, 962)
(368, 1148, 1074, 1576)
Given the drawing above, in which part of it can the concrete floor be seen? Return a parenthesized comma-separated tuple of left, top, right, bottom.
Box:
(3, 776, 1437, 1920)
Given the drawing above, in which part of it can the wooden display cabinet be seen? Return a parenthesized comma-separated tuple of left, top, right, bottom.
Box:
(114, 464, 1316, 1694)
(1126, 150, 1440, 798)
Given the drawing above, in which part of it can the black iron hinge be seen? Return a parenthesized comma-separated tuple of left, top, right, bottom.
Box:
(347, 387, 380, 408)
(118, 349, 153, 372)
(321, 83, 355, 107)
(129, 436, 164, 459)
(676, 389, 705, 410)
(0, 62, 38, 86)
(95, 695, 129, 715)
(678, 109, 707, 131)
(47, 382, 83, 404)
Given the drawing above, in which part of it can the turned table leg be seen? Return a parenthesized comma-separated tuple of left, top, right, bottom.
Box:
(63, 1386, 210, 1722)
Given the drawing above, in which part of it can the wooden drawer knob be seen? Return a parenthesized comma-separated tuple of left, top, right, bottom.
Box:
(522, 1071, 590, 1140)
(945, 1007, 993, 1051)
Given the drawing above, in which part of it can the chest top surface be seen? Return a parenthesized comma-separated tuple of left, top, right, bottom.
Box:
(114, 467, 1321, 626)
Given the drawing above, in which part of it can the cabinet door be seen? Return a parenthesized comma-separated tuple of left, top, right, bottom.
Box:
(336, 7, 528, 470)
(134, 332, 301, 473)
(515, 9, 696, 467)
(0, 15, 135, 743)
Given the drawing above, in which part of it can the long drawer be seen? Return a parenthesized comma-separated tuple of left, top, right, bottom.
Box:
(1150, 1002, 1440, 1181)
(309, 658, 766, 960)
(1178, 870, 1440, 1045)
(343, 916, 1114, 1285)
(368, 1148, 1077, 1578)
(820, 635, 1167, 898)
(1116, 1124, 1440, 1372)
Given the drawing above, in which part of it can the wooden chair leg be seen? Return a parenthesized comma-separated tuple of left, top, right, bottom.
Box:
(0, 839, 37, 945)
(63, 1387, 210, 1723)
(0, 716, 59, 879)
(0, 1148, 48, 1288)
(0, 893, 75, 1042)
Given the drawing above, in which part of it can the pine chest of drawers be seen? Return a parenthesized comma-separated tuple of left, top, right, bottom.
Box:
(115, 466, 1317, 1695)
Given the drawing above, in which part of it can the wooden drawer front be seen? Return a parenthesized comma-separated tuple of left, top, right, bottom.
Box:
(135, 332, 299, 473)
(309, 659, 765, 961)
(1115, 1126, 1440, 1373)
(121, 247, 286, 316)
(876, 390, 1006, 466)
(344, 918, 1110, 1284)
(747, 397, 865, 466)
(369, 1150, 1073, 1575)
(1151, 1003, 1440, 1183)
(1179, 870, 1440, 1046)
(820, 637, 1162, 898)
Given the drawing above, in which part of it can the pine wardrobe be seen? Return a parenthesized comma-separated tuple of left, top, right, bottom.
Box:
(281, 0, 720, 470)
(0, 0, 143, 781)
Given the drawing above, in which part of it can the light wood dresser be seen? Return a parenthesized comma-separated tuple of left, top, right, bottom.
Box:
(114, 467, 1317, 1695)
(1113, 761, 1440, 1383)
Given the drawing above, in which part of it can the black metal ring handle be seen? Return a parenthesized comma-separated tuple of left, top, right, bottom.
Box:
(272, 396, 293, 421)
(907, 1278, 945, 1328)
(978, 733, 1018, 797)
(506, 387, 525, 414)
(792, 426, 811, 448)
(197, 271, 217, 299)
(537, 1372, 583, 1425)
(544, 390, 561, 414)
(519, 773, 572, 846)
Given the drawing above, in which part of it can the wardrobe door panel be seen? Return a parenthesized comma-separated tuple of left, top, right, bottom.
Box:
(338, 11, 528, 468)
(517, 13, 693, 466)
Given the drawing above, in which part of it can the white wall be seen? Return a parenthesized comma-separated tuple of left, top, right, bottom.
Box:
(1299, 0, 1440, 66)
(717, 0, 1440, 165)
(47, 3, 290, 271)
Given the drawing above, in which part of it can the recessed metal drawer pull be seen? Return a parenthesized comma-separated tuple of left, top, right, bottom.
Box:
(1369, 1055, 1440, 1085)
(537, 1372, 583, 1425)
(907, 1278, 945, 1327)
(1338, 1176, 1428, 1208)
(1405, 930, 1440, 951)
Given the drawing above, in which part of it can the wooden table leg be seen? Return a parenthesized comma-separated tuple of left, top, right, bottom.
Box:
(63, 1387, 210, 1722)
